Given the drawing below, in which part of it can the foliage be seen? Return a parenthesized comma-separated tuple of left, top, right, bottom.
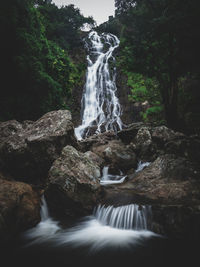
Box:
(37, 3, 95, 50)
(0, 0, 93, 121)
(126, 72, 164, 124)
(115, 0, 200, 131)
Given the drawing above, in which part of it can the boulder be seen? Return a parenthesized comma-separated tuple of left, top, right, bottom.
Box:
(118, 154, 200, 204)
(117, 122, 145, 144)
(45, 146, 102, 219)
(151, 125, 184, 144)
(0, 174, 40, 242)
(100, 154, 200, 238)
(78, 130, 117, 152)
(91, 139, 137, 173)
(84, 151, 105, 167)
(0, 110, 77, 184)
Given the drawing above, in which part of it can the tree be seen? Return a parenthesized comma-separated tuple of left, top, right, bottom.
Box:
(0, 0, 92, 121)
(116, 0, 200, 129)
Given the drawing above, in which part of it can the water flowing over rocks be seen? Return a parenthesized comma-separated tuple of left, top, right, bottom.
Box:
(0, 109, 200, 240)
(0, 110, 76, 184)
(45, 145, 102, 219)
(75, 31, 123, 140)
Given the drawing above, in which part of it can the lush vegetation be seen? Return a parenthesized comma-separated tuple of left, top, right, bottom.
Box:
(99, 0, 200, 133)
(0, 0, 94, 121)
(1, 0, 200, 134)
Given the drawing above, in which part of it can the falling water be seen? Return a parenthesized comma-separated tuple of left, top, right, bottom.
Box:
(94, 204, 151, 230)
(75, 31, 123, 140)
(100, 166, 127, 185)
(24, 197, 157, 250)
(135, 161, 151, 172)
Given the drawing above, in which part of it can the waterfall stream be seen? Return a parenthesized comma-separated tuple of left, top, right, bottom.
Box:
(100, 166, 127, 185)
(75, 31, 123, 140)
(24, 197, 157, 251)
(21, 30, 160, 261)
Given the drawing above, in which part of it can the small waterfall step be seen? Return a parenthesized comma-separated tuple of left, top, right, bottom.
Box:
(94, 204, 152, 230)
(100, 166, 127, 185)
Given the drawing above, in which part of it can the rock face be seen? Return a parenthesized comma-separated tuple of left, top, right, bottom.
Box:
(118, 124, 200, 162)
(46, 146, 102, 219)
(0, 174, 40, 242)
(100, 153, 200, 238)
(91, 139, 137, 173)
(0, 110, 76, 184)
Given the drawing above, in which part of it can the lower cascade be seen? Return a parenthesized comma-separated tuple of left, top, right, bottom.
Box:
(24, 197, 158, 250)
(94, 204, 151, 230)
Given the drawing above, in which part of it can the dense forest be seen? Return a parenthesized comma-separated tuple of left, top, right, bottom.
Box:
(0, 0, 200, 134)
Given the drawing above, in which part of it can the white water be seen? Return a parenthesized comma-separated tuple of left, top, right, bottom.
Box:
(24, 197, 158, 251)
(94, 204, 150, 230)
(24, 196, 61, 244)
(136, 161, 151, 172)
(75, 31, 123, 140)
(100, 166, 127, 185)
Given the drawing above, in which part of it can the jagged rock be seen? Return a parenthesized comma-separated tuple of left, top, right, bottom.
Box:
(151, 204, 200, 239)
(0, 174, 40, 242)
(46, 146, 102, 219)
(91, 139, 137, 173)
(119, 154, 200, 204)
(100, 153, 200, 238)
(165, 135, 200, 162)
(0, 110, 77, 184)
(78, 130, 117, 152)
(133, 126, 156, 161)
(0, 120, 23, 141)
(151, 125, 184, 143)
(84, 151, 105, 167)
(117, 122, 145, 143)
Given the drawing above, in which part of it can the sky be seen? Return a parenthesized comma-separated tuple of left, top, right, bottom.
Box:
(52, 0, 115, 25)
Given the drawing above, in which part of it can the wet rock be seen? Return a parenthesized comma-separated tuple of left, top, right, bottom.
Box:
(78, 130, 117, 152)
(133, 126, 155, 161)
(117, 122, 145, 144)
(151, 125, 184, 144)
(91, 139, 137, 173)
(165, 135, 200, 162)
(0, 175, 40, 242)
(151, 205, 200, 239)
(84, 151, 105, 167)
(0, 120, 23, 141)
(46, 146, 102, 219)
(122, 154, 200, 204)
(0, 110, 77, 184)
(99, 153, 200, 238)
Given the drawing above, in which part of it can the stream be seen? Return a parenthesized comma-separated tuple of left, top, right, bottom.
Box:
(1, 31, 198, 267)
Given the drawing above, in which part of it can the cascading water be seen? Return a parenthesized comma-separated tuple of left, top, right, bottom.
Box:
(100, 166, 127, 185)
(94, 204, 151, 230)
(75, 31, 123, 140)
(24, 197, 157, 251)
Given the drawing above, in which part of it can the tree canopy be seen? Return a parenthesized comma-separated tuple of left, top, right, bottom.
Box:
(112, 0, 200, 132)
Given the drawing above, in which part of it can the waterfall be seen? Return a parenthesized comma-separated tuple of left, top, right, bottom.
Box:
(24, 196, 60, 243)
(75, 31, 123, 140)
(100, 166, 127, 185)
(24, 197, 157, 250)
(135, 161, 151, 173)
(94, 204, 151, 230)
